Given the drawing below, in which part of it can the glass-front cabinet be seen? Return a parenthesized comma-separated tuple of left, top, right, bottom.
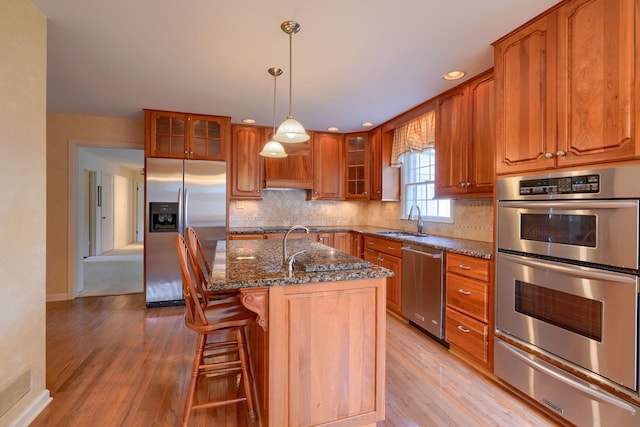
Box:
(144, 109, 230, 160)
(345, 132, 370, 200)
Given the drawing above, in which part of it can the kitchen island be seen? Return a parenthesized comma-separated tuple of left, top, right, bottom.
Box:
(207, 238, 393, 427)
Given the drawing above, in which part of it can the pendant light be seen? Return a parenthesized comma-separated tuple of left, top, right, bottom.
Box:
(259, 68, 288, 158)
(273, 20, 310, 143)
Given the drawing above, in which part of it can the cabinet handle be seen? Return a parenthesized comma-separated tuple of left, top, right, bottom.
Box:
(184, 151, 189, 154)
(556, 150, 566, 157)
(466, 182, 472, 187)
(368, 241, 374, 245)
(387, 246, 396, 251)
(457, 325, 471, 333)
(458, 288, 471, 295)
(457, 264, 471, 270)
(378, 257, 384, 262)
(459, 182, 467, 187)
(544, 152, 554, 159)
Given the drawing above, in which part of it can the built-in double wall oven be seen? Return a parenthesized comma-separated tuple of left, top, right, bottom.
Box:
(495, 164, 640, 427)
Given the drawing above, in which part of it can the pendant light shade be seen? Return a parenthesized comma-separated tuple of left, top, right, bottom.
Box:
(260, 67, 288, 158)
(273, 20, 310, 144)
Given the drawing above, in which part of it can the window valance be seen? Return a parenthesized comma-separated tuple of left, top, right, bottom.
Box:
(391, 110, 435, 167)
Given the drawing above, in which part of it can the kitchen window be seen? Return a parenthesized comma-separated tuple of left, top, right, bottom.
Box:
(402, 149, 452, 222)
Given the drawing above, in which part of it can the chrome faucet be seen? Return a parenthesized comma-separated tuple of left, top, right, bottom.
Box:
(408, 204, 424, 234)
(286, 250, 307, 277)
(283, 225, 309, 269)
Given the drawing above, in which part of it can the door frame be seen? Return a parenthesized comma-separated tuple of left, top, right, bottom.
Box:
(67, 139, 143, 299)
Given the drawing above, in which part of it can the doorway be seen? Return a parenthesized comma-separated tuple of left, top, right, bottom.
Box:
(71, 143, 144, 298)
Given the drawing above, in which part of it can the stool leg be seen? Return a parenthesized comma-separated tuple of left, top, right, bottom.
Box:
(236, 327, 257, 423)
(183, 333, 206, 427)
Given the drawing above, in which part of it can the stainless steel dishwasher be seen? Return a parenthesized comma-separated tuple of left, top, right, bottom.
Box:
(401, 245, 446, 343)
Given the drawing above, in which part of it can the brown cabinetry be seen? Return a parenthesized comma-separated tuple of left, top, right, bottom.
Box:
(494, 0, 640, 175)
(332, 232, 350, 253)
(230, 125, 263, 200)
(344, 132, 370, 200)
(144, 109, 230, 160)
(350, 232, 364, 258)
(435, 70, 494, 198)
(445, 252, 492, 369)
(263, 129, 313, 189)
(364, 235, 402, 314)
(312, 132, 344, 200)
(368, 128, 383, 200)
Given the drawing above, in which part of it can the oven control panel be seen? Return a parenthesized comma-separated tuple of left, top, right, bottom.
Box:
(519, 174, 600, 195)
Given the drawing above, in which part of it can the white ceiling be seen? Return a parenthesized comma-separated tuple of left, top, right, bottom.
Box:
(32, 0, 559, 134)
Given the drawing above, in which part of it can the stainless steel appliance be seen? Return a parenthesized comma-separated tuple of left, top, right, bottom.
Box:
(145, 158, 226, 307)
(495, 164, 640, 426)
(401, 245, 446, 343)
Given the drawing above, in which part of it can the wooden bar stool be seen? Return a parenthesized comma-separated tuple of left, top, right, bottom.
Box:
(175, 234, 257, 426)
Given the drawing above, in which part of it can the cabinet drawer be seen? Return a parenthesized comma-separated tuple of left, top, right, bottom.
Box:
(446, 308, 488, 363)
(446, 274, 488, 322)
(363, 236, 402, 257)
(446, 253, 489, 282)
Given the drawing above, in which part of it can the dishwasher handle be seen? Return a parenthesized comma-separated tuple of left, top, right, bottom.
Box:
(401, 247, 442, 258)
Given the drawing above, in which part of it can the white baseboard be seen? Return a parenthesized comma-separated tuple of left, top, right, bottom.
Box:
(8, 389, 51, 427)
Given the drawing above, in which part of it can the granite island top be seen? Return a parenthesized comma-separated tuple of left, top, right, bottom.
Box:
(228, 225, 494, 259)
(207, 239, 394, 291)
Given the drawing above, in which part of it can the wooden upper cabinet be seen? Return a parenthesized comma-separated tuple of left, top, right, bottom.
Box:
(494, 0, 640, 175)
(312, 132, 344, 200)
(144, 109, 230, 160)
(556, 0, 639, 167)
(435, 70, 494, 198)
(494, 12, 557, 175)
(344, 132, 370, 200)
(369, 128, 383, 200)
(230, 125, 263, 200)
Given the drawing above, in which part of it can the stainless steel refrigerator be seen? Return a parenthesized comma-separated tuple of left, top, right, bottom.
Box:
(144, 158, 226, 307)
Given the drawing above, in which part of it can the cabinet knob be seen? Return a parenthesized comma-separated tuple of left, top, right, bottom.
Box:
(364, 191, 368, 195)
(556, 150, 566, 157)
(466, 182, 472, 187)
(457, 325, 471, 333)
(544, 152, 554, 159)
(184, 151, 189, 154)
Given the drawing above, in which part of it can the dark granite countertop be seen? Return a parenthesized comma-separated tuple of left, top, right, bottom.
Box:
(207, 239, 394, 291)
(228, 226, 494, 259)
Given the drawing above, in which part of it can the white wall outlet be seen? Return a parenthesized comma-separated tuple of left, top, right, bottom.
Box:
(235, 201, 245, 209)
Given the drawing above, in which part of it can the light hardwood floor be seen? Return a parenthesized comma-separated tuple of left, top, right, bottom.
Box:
(32, 293, 560, 427)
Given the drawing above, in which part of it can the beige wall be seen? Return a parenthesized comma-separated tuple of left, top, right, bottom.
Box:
(46, 114, 143, 298)
(0, 1, 49, 424)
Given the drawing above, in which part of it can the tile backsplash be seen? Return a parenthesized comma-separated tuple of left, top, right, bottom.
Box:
(228, 190, 493, 243)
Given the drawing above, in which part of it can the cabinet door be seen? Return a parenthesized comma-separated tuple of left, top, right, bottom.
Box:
(382, 254, 402, 314)
(345, 132, 370, 200)
(316, 232, 334, 247)
(494, 12, 557, 174)
(230, 125, 263, 199)
(556, 0, 640, 167)
(332, 232, 350, 253)
(369, 128, 382, 200)
(436, 87, 469, 196)
(350, 232, 364, 258)
(312, 132, 344, 200)
(189, 114, 229, 161)
(145, 110, 188, 158)
(467, 74, 495, 196)
(264, 128, 313, 189)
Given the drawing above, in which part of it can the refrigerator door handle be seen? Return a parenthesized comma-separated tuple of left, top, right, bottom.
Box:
(183, 188, 189, 229)
(177, 187, 183, 232)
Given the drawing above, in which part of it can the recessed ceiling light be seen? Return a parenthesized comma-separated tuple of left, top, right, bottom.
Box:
(327, 126, 339, 132)
(242, 118, 256, 124)
(443, 70, 466, 81)
(361, 122, 374, 127)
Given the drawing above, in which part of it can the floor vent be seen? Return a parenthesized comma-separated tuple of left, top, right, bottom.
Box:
(0, 369, 31, 418)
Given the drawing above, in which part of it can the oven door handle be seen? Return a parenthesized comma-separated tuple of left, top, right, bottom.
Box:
(499, 253, 637, 284)
(498, 200, 639, 210)
(496, 340, 637, 415)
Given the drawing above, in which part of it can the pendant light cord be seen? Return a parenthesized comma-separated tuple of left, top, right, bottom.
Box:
(288, 32, 293, 118)
(272, 73, 277, 133)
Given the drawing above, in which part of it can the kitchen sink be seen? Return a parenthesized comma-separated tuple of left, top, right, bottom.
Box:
(377, 231, 421, 238)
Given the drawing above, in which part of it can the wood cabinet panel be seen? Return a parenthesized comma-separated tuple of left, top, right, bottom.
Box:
(363, 236, 402, 257)
(436, 87, 468, 197)
(263, 128, 313, 189)
(364, 235, 403, 314)
(350, 232, 364, 258)
(446, 274, 488, 323)
(312, 132, 344, 200)
(332, 232, 350, 253)
(230, 125, 263, 199)
(494, 13, 557, 174)
(227, 233, 265, 240)
(468, 74, 495, 195)
(369, 128, 383, 200)
(268, 280, 386, 426)
(556, 0, 639, 167)
(446, 252, 490, 282)
(344, 132, 370, 200)
(446, 307, 488, 364)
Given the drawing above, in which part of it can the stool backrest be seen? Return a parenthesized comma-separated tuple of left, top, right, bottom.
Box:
(175, 234, 208, 327)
